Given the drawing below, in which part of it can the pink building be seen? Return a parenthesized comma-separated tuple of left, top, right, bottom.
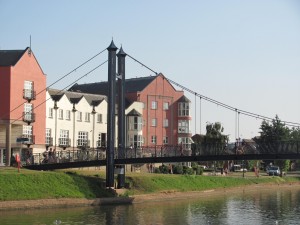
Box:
(69, 73, 192, 150)
(0, 48, 46, 166)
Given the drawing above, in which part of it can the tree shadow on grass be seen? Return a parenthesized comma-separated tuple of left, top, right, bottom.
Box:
(65, 171, 116, 198)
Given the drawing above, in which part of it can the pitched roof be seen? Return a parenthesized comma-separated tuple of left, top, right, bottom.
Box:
(178, 95, 191, 102)
(68, 75, 158, 95)
(0, 48, 29, 66)
(48, 88, 106, 105)
(127, 109, 142, 116)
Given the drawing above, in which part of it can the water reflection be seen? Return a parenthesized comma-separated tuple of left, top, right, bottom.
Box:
(1, 186, 300, 225)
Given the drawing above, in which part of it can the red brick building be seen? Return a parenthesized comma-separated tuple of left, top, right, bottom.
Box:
(0, 48, 46, 165)
(69, 73, 192, 150)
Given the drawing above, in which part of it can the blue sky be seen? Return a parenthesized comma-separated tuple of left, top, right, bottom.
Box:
(1, 0, 300, 141)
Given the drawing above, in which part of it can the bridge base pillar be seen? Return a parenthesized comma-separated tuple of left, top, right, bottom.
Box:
(116, 165, 125, 189)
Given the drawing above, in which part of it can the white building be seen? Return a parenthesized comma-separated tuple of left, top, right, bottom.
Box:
(45, 88, 144, 154)
(46, 89, 108, 152)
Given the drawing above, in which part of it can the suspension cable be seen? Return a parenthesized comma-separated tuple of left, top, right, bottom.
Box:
(127, 54, 300, 127)
(195, 93, 197, 134)
(8, 48, 107, 116)
(199, 96, 202, 134)
(10, 60, 108, 125)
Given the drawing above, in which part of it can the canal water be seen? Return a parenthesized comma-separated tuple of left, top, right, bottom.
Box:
(1, 186, 300, 225)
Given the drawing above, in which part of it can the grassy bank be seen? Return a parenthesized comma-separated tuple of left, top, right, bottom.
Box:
(1, 167, 300, 201)
(0, 168, 114, 201)
(120, 172, 300, 195)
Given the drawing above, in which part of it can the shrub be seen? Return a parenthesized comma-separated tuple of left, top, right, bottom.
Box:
(196, 166, 203, 175)
(154, 167, 161, 173)
(183, 166, 194, 175)
(159, 164, 169, 174)
(173, 165, 183, 174)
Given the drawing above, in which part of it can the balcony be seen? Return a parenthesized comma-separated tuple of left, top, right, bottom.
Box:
(19, 135, 35, 145)
(23, 112, 36, 124)
(58, 138, 71, 147)
(23, 89, 36, 102)
(77, 139, 90, 148)
(45, 137, 53, 147)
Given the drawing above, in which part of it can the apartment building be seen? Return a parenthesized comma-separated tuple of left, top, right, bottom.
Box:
(0, 47, 192, 166)
(69, 74, 193, 151)
(0, 48, 46, 165)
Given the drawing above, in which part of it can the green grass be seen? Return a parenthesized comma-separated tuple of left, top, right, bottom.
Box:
(1, 167, 300, 201)
(124, 173, 300, 195)
(0, 168, 114, 201)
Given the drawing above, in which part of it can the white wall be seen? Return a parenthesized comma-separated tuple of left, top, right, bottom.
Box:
(45, 90, 109, 151)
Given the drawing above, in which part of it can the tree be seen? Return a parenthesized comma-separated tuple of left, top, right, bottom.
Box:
(204, 122, 229, 144)
(191, 122, 229, 168)
(259, 115, 290, 142)
(256, 115, 295, 175)
(290, 127, 300, 140)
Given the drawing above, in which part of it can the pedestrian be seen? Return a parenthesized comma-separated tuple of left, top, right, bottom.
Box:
(49, 148, 53, 163)
(168, 164, 173, 174)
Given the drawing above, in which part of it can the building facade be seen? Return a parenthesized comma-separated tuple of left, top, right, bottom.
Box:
(46, 89, 109, 151)
(0, 47, 192, 166)
(0, 48, 46, 165)
(69, 74, 193, 152)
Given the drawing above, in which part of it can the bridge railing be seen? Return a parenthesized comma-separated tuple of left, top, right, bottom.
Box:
(26, 141, 300, 165)
(27, 149, 107, 165)
(255, 141, 300, 154)
(121, 145, 184, 159)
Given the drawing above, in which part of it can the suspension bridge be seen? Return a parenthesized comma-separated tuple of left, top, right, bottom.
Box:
(21, 40, 300, 188)
(24, 140, 300, 171)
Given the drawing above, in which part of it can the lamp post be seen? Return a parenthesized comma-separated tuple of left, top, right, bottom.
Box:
(54, 101, 58, 150)
(91, 107, 96, 150)
(72, 104, 77, 152)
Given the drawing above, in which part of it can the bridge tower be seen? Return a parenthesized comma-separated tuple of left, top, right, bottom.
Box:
(116, 46, 127, 188)
(106, 40, 118, 188)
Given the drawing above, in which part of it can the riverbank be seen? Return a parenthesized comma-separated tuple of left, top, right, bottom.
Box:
(1, 167, 300, 210)
(1, 182, 300, 211)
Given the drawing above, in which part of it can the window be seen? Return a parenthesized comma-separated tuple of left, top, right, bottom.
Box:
(23, 125, 33, 143)
(97, 133, 102, 147)
(59, 129, 69, 146)
(151, 101, 158, 109)
(24, 80, 33, 89)
(178, 137, 192, 150)
(97, 133, 106, 147)
(163, 136, 168, 144)
(85, 112, 90, 122)
(151, 118, 157, 127)
(77, 111, 82, 121)
(135, 135, 143, 147)
(49, 108, 53, 118)
(24, 103, 33, 121)
(151, 135, 157, 144)
(45, 128, 52, 145)
(163, 102, 169, 110)
(78, 131, 88, 146)
(128, 116, 142, 131)
(58, 109, 63, 119)
(178, 120, 190, 133)
(178, 102, 190, 116)
(66, 110, 71, 120)
(163, 119, 169, 127)
(97, 114, 103, 123)
(24, 80, 34, 99)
